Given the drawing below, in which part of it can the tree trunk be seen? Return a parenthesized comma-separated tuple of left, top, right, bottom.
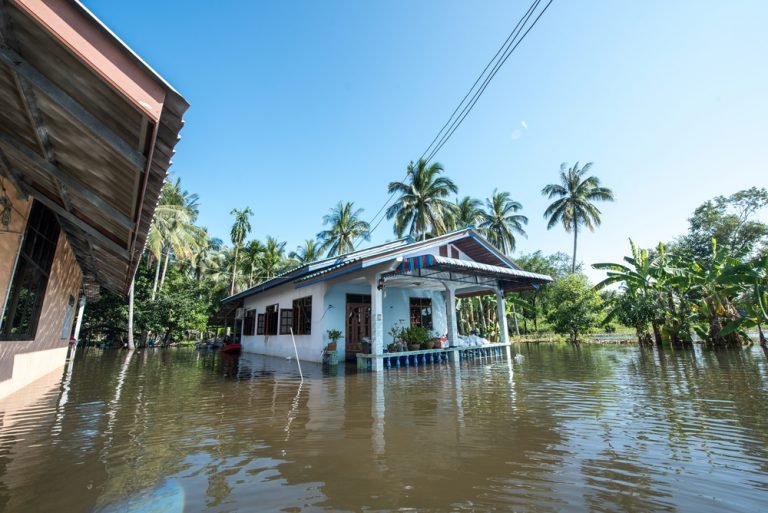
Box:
(511, 303, 520, 336)
(533, 293, 538, 332)
(758, 319, 767, 347)
(652, 321, 663, 346)
(159, 250, 171, 291)
(127, 278, 135, 350)
(478, 298, 488, 336)
(151, 249, 162, 301)
(230, 245, 239, 296)
(571, 222, 578, 273)
(468, 299, 475, 333)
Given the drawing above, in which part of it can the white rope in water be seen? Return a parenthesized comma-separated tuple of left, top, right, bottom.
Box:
(289, 328, 304, 383)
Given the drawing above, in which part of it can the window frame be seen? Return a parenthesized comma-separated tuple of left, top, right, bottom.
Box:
(264, 304, 279, 335)
(256, 313, 265, 335)
(279, 309, 293, 335)
(292, 296, 312, 335)
(409, 297, 433, 330)
(1, 201, 60, 341)
(243, 309, 256, 336)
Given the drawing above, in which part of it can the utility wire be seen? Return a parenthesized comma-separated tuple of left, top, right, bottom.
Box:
(419, 0, 542, 163)
(424, 0, 553, 164)
(358, 0, 554, 243)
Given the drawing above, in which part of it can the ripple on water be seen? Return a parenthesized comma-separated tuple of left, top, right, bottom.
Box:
(0, 346, 767, 512)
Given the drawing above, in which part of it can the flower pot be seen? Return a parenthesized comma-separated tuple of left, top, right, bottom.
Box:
(408, 344, 421, 351)
(424, 340, 435, 350)
(327, 342, 337, 351)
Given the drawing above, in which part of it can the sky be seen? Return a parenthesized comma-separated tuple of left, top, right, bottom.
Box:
(86, 0, 768, 281)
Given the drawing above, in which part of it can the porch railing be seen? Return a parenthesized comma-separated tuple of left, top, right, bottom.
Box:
(356, 342, 510, 371)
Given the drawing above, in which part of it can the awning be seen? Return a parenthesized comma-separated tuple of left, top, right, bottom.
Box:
(383, 254, 552, 293)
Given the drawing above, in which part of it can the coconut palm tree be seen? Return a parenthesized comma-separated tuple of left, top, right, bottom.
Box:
(229, 207, 253, 295)
(256, 236, 288, 280)
(243, 239, 264, 287)
(317, 201, 371, 257)
(479, 189, 528, 255)
(386, 159, 458, 240)
(446, 196, 484, 231)
(147, 178, 202, 299)
(290, 239, 323, 264)
(542, 162, 614, 272)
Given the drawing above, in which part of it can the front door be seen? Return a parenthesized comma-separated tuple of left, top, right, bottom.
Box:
(346, 294, 371, 360)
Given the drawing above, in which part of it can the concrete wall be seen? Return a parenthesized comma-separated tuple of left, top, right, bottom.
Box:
(0, 191, 83, 400)
(241, 281, 328, 363)
(241, 268, 450, 364)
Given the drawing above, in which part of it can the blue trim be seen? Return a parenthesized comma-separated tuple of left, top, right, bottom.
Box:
(295, 262, 364, 288)
(468, 233, 515, 269)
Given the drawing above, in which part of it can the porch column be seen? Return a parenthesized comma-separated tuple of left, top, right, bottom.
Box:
(444, 282, 459, 347)
(72, 294, 86, 345)
(369, 274, 384, 372)
(496, 287, 509, 344)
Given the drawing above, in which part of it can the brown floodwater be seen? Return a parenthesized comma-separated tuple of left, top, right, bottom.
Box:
(1, 344, 767, 513)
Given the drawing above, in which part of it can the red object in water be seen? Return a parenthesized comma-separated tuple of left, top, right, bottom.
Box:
(221, 343, 241, 354)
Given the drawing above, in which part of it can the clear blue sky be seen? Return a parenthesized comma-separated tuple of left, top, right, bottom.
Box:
(87, 1, 768, 281)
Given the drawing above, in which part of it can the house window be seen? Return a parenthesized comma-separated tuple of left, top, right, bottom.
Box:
(60, 295, 75, 339)
(256, 314, 265, 335)
(451, 247, 459, 259)
(279, 309, 293, 335)
(410, 297, 433, 330)
(265, 304, 279, 335)
(439, 245, 448, 257)
(243, 309, 256, 336)
(293, 296, 312, 335)
(1, 202, 60, 340)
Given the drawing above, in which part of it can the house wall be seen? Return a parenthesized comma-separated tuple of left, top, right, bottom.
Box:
(321, 279, 448, 358)
(240, 269, 450, 364)
(241, 281, 328, 363)
(0, 195, 83, 399)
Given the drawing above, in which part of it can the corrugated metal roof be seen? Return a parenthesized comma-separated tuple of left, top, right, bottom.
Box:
(429, 255, 552, 281)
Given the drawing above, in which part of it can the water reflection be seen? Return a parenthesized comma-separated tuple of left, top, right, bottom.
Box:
(0, 345, 766, 512)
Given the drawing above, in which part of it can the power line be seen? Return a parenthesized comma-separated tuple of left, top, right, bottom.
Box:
(424, 0, 553, 164)
(419, 0, 542, 163)
(359, 0, 554, 243)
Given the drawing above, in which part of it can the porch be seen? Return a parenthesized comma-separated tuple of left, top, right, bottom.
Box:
(355, 342, 511, 371)
(339, 253, 551, 372)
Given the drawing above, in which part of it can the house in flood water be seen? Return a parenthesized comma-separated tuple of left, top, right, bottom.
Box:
(0, 0, 187, 399)
(220, 228, 552, 371)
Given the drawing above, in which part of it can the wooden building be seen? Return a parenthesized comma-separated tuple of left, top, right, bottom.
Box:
(0, 0, 187, 399)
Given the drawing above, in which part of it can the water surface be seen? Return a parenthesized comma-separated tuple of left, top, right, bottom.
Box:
(1, 344, 767, 512)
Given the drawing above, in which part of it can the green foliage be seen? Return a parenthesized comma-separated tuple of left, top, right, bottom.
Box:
(386, 159, 458, 240)
(544, 274, 603, 342)
(317, 201, 370, 257)
(327, 329, 343, 343)
(674, 187, 768, 262)
(479, 189, 528, 255)
(542, 162, 614, 272)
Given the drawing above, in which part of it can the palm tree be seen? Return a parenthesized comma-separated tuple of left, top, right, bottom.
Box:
(147, 178, 202, 300)
(479, 189, 527, 255)
(229, 207, 254, 295)
(256, 236, 288, 280)
(243, 239, 264, 287)
(290, 239, 323, 264)
(386, 159, 458, 240)
(542, 162, 614, 272)
(446, 196, 484, 231)
(317, 201, 371, 257)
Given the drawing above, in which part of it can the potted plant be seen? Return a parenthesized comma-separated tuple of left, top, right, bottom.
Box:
(326, 329, 343, 351)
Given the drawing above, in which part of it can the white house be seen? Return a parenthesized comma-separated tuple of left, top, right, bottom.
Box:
(219, 228, 551, 371)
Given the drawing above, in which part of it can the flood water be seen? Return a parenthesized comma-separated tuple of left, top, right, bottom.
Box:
(1, 344, 768, 513)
